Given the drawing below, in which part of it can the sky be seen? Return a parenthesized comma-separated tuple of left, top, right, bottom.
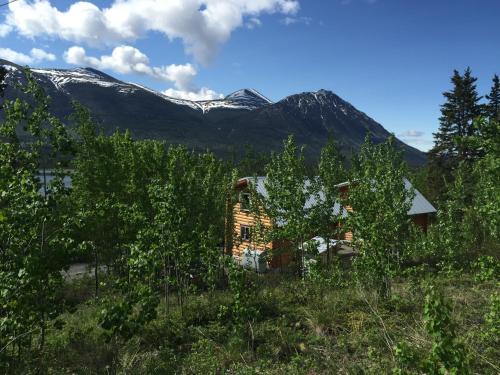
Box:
(0, 0, 499, 151)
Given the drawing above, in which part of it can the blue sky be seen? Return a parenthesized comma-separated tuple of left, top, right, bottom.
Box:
(1, 0, 499, 151)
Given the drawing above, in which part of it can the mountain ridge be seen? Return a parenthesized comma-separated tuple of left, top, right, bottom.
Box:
(0, 59, 427, 166)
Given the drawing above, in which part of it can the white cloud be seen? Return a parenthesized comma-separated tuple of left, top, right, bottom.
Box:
(398, 130, 425, 138)
(30, 48, 56, 62)
(64, 46, 193, 83)
(3, 0, 300, 65)
(0, 47, 56, 64)
(281, 16, 312, 25)
(163, 87, 223, 101)
(0, 24, 11, 37)
(64, 45, 223, 101)
(402, 138, 434, 152)
(0, 48, 33, 65)
(246, 17, 262, 29)
(398, 130, 432, 151)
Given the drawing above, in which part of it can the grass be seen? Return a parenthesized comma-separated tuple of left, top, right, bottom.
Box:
(26, 266, 499, 374)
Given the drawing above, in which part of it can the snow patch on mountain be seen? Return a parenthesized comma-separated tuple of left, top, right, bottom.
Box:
(2, 64, 18, 72)
(31, 68, 135, 94)
(2, 61, 272, 114)
(196, 89, 272, 113)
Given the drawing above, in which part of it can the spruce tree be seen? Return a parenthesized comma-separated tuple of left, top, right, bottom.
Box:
(428, 68, 482, 200)
(486, 74, 500, 121)
(430, 68, 482, 165)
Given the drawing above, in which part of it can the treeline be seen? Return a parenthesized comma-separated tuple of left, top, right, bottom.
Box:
(0, 67, 498, 373)
(426, 68, 499, 200)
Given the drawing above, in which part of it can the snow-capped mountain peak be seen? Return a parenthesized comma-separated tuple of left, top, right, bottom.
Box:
(195, 88, 272, 113)
(1, 58, 272, 113)
(224, 88, 272, 105)
(0, 58, 427, 166)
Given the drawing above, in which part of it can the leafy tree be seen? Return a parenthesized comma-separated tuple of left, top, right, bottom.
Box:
(471, 118, 500, 244)
(311, 138, 346, 264)
(424, 164, 474, 268)
(71, 108, 124, 298)
(486, 74, 500, 121)
(233, 176, 271, 270)
(264, 135, 312, 276)
(99, 145, 230, 338)
(347, 135, 413, 298)
(0, 69, 73, 370)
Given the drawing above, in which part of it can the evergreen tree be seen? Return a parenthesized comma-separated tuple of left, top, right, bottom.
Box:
(486, 74, 500, 121)
(430, 68, 483, 166)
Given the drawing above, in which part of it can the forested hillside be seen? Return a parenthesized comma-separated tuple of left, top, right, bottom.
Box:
(0, 59, 426, 166)
(0, 67, 498, 374)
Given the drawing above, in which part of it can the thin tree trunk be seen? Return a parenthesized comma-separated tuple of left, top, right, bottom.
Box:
(39, 312, 45, 350)
(94, 243, 99, 299)
(326, 236, 331, 265)
(163, 257, 169, 318)
(42, 166, 47, 197)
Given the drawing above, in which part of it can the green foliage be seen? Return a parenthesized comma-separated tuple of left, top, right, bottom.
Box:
(428, 68, 483, 201)
(2, 67, 499, 374)
(482, 292, 500, 344)
(95, 148, 227, 335)
(430, 67, 483, 166)
(347, 135, 413, 298)
(310, 137, 346, 264)
(393, 286, 471, 375)
(423, 286, 470, 374)
(471, 118, 500, 243)
(0, 68, 73, 371)
(182, 338, 224, 374)
(425, 164, 475, 269)
(486, 74, 500, 121)
(264, 135, 312, 276)
(393, 341, 420, 375)
(473, 256, 500, 282)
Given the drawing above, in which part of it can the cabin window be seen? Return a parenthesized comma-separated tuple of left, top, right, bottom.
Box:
(240, 225, 251, 241)
(240, 193, 251, 211)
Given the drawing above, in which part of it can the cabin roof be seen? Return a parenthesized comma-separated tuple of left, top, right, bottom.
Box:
(239, 176, 348, 219)
(237, 176, 436, 216)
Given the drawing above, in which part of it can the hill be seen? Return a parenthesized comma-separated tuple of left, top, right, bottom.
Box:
(0, 59, 426, 165)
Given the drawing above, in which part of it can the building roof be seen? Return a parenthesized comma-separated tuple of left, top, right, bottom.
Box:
(403, 178, 437, 215)
(238, 176, 436, 216)
(239, 176, 348, 219)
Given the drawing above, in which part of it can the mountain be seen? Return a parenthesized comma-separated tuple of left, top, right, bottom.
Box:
(0, 59, 426, 166)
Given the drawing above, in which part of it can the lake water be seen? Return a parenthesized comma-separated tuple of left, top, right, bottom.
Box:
(37, 172, 72, 195)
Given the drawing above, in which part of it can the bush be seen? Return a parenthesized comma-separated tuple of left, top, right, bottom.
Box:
(473, 256, 500, 282)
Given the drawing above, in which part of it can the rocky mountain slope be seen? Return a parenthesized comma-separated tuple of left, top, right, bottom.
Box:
(0, 59, 426, 165)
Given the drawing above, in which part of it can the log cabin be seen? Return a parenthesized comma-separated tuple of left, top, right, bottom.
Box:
(229, 176, 436, 270)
